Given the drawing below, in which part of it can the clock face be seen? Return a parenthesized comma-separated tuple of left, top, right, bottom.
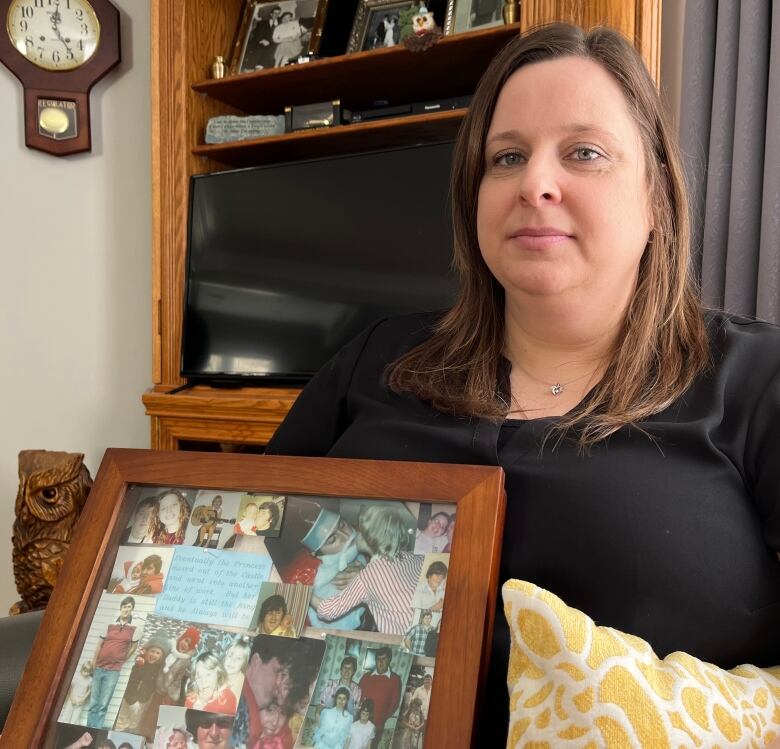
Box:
(6, 0, 100, 71)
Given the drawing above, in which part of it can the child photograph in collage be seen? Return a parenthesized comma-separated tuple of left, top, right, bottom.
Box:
(53, 486, 454, 749)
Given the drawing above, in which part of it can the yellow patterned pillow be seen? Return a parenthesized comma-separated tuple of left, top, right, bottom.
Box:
(503, 579, 780, 749)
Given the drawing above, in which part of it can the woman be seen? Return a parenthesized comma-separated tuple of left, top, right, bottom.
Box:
(223, 637, 251, 700)
(313, 687, 353, 749)
(394, 697, 424, 749)
(267, 23, 780, 744)
(272, 12, 303, 68)
(152, 490, 190, 545)
(185, 652, 237, 713)
(317, 655, 362, 718)
(413, 511, 449, 554)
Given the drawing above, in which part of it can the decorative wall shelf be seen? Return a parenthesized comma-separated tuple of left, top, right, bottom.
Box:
(193, 109, 465, 167)
(192, 24, 522, 112)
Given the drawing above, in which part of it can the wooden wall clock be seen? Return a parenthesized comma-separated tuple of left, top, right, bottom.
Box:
(0, 0, 120, 156)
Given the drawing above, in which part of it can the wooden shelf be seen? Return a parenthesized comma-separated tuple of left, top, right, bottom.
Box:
(143, 385, 301, 449)
(192, 108, 465, 167)
(191, 24, 522, 112)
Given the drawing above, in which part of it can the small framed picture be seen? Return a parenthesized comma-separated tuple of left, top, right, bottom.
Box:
(443, 0, 504, 35)
(231, 0, 330, 74)
(346, 0, 420, 53)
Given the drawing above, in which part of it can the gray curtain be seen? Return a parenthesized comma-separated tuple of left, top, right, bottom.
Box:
(679, 0, 780, 324)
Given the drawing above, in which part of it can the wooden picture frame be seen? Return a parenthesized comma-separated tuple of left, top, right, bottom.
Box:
(2, 448, 505, 748)
(230, 0, 330, 74)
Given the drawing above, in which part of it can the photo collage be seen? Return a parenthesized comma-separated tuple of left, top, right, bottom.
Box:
(53, 486, 455, 749)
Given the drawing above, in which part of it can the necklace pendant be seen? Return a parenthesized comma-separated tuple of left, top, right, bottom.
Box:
(550, 383, 564, 396)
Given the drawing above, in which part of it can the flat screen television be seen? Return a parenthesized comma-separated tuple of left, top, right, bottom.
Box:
(182, 141, 458, 385)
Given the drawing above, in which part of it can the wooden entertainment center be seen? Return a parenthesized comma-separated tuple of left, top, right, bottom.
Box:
(143, 0, 662, 451)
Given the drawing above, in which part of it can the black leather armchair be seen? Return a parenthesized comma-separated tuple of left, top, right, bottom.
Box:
(0, 610, 44, 729)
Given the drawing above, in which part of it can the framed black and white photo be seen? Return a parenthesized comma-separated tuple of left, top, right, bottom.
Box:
(443, 0, 504, 35)
(231, 0, 330, 74)
(346, 0, 420, 53)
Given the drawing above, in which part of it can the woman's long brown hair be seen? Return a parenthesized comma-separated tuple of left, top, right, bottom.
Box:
(387, 23, 710, 448)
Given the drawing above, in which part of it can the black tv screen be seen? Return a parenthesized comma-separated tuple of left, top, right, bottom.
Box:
(182, 141, 458, 384)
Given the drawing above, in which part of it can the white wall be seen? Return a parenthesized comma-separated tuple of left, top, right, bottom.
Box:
(0, 2, 151, 613)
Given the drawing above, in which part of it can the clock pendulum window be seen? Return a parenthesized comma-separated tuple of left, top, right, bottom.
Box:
(0, 0, 120, 156)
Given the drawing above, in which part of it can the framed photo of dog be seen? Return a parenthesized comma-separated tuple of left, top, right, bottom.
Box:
(2, 449, 505, 748)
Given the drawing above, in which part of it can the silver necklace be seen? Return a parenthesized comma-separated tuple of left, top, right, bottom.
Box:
(512, 361, 600, 397)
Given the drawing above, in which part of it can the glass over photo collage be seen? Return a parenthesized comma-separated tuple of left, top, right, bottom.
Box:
(53, 485, 454, 749)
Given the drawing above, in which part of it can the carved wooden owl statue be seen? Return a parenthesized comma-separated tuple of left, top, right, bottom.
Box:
(10, 450, 92, 615)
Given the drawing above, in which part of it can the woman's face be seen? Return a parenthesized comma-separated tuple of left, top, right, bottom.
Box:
(159, 494, 182, 531)
(425, 514, 449, 537)
(477, 56, 652, 310)
(224, 646, 247, 675)
(196, 661, 219, 692)
(335, 692, 348, 710)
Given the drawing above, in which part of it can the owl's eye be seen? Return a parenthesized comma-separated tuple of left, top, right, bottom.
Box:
(42, 488, 57, 500)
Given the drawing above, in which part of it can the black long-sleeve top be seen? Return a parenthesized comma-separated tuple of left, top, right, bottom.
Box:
(266, 311, 780, 746)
